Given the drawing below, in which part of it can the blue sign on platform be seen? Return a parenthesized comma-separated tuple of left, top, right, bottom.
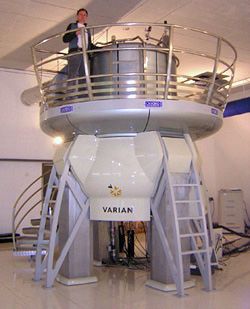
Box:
(60, 105, 73, 113)
(144, 100, 163, 108)
(211, 108, 218, 115)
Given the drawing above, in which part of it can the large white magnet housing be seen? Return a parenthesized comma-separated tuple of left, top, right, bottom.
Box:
(53, 132, 194, 221)
(54, 132, 164, 221)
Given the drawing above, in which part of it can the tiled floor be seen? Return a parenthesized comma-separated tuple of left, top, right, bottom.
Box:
(0, 247, 250, 309)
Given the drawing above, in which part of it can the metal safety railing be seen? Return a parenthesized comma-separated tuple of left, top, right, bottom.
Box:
(32, 22, 237, 111)
(12, 170, 51, 250)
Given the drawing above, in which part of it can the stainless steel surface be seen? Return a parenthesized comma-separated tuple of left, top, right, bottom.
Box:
(91, 42, 177, 98)
(40, 99, 223, 140)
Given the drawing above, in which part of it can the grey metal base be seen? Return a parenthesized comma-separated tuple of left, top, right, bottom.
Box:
(145, 279, 195, 292)
(56, 274, 98, 286)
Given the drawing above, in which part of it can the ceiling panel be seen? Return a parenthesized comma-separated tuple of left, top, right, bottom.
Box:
(30, 0, 92, 10)
(0, 0, 30, 14)
(120, 0, 191, 23)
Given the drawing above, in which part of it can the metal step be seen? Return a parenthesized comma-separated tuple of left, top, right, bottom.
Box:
(177, 216, 203, 221)
(22, 227, 39, 235)
(175, 199, 201, 203)
(13, 247, 46, 256)
(173, 184, 199, 187)
(181, 249, 208, 256)
(180, 232, 205, 238)
(16, 235, 49, 245)
(16, 235, 36, 243)
(30, 218, 50, 228)
(22, 227, 50, 235)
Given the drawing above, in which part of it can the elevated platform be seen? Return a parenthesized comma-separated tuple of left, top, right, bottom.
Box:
(32, 22, 236, 140)
(41, 99, 223, 139)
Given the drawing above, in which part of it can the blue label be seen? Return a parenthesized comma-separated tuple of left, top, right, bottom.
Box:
(60, 105, 73, 113)
(211, 108, 218, 115)
(144, 100, 163, 108)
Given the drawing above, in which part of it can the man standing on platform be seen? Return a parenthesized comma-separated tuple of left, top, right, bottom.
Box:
(63, 8, 94, 92)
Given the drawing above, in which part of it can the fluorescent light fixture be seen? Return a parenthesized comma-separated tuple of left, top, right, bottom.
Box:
(232, 78, 250, 88)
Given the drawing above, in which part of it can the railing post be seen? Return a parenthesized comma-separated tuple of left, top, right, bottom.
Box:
(80, 27, 93, 100)
(31, 46, 47, 109)
(205, 37, 221, 105)
(164, 25, 174, 100)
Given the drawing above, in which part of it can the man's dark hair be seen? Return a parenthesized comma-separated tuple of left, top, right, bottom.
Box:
(77, 8, 88, 16)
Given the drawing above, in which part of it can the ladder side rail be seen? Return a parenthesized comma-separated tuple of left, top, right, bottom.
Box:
(204, 193, 219, 266)
(206, 206, 219, 266)
(157, 133, 185, 296)
(34, 166, 58, 281)
(191, 143, 215, 252)
(184, 134, 213, 291)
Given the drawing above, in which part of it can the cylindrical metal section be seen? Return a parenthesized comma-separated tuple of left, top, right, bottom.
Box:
(91, 43, 177, 98)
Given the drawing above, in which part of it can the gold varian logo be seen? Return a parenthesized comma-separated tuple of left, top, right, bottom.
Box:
(108, 184, 122, 197)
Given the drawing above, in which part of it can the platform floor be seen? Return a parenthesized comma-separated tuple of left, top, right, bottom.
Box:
(0, 244, 249, 309)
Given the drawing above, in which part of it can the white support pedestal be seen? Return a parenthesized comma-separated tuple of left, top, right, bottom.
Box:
(56, 274, 98, 286)
(146, 279, 195, 292)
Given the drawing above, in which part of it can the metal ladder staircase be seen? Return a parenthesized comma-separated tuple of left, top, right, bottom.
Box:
(151, 133, 213, 296)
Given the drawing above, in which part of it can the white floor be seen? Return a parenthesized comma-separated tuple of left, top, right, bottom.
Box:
(0, 247, 250, 309)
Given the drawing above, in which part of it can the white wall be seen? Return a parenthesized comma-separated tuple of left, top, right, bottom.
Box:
(196, 112, 250, 224)
(0, 68, 54, 234)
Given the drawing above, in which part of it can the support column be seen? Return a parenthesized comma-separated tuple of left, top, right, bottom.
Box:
(57, 182, 97, 285)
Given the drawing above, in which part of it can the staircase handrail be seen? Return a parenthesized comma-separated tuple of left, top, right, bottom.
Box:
(12, 170, 51, 250)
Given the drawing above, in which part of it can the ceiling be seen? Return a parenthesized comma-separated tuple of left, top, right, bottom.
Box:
(0, 0, 249, 83)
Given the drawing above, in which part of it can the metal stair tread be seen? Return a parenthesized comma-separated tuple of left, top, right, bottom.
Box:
(22, 227, 39, 234)
(31, 218, 50, 226)
(175, 199, 201, 203)
(22, 227, 50, 235)
(18, 242, 48, 248)
(172, 184, 199, 187)
(16, 236, 49, 244)
(13, 247, 47, 256)
(15, 245, 37, 251)
(16, 235, 37, 240)
(180, 232, 205, 238)
(177, 216, 203, 220)
(181, 249, 208, 255)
